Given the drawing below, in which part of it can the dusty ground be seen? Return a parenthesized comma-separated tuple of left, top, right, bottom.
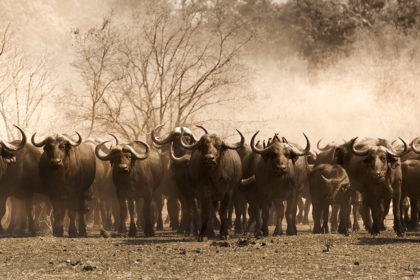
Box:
(0, 219, 419, 280)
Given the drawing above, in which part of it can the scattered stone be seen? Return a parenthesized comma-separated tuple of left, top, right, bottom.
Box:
(135, 259, 141, 264)
(48, 261, 53, 265)
(270, 240, 274, 243)
(261, 242, 266, 246)
(211, 241, 230, 247)
(83, 265, 96, 271)
(322, 244, 330, 253)
(195, 249, 201, 253)
(179, 249, 186, 255)
(354, 261, 360, 266)
(65, 259, 71, 264)
(71, 261, 82, 266)
(251, 241, 256, 245)
(284, 242, 288, 245)
(63, 249, 67, 252)
(237, 239, 249, 247)
(216, 250, 219, 253)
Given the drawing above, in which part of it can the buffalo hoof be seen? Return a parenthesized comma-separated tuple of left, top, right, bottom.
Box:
(338, 224, 349, 236)
(118, 225, 127, 234)
(79, 230, 87, 238)
(53, 228, 64, 237)
(128, 228, 136, 238)
(262, 227, 269, 237)
(394, 223, 404, 237)
(407, 221, 419, 231)
(254, 230, 263, 238)
(219, 234, 228, 240)
(297, 214, 303, 224)
(144, 224, 155, 237)
(286, 226, 297, 236)
(380, 223, 386, 231)
(313, 227, 322, 234)
(303, 217, 309, 225)
(156, 219, 164, 231)
(273, 227, 283, 236)
(197, 235, 205, 242)
(353, 222, 360, 232)
(68, 231, 78, 238)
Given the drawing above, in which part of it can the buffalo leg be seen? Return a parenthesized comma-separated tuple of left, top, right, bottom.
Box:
(52, 202, 65, 237)
(338, 193, 351, 235)
(369, 198, 383, 235)
(296, 196, 304, 224)
(68, 209, 78, 238)
(0, 195, 7, 233)
(167, 196, 180, 230)
(286, 192, 298, 235)
(273, 200, 284, 235)
(127, 199, 136, 237)
(198, 194, 211, 242)
(261, 201, 270, 236)
(153, 193, 164, 231)
(143, 195, 154, 237)
(219, 193, 231, 240)
(408, 197, 419, 230)
(312, 200, 321, 234)
(321, 203, 329, 234)
(330, 204, 339, 233)
(392, 191, 404, 236)
(118, 196, 127, 234)
(25, 197, 35, 235)
(381, 197, 391, 231)
(303, 198, 311, 225)
(352, 204, 360, 231)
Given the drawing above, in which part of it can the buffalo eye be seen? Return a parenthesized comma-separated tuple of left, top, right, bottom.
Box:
(59, 144, 66, 150)
(380, 155, 386, 162)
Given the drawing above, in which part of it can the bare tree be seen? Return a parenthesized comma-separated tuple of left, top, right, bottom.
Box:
(71, 16, 123, 137)
(0, 24, 54, 139)
(71, 2, 252, 141)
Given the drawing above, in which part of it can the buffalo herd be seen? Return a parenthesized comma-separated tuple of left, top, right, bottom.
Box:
(0, 125, 419, 241)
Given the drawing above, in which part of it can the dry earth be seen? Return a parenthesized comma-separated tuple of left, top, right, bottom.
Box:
(0, 218, 419, 280)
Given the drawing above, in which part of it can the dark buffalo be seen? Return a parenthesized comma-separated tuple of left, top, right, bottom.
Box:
(309, 164, 351, 234)
(84, 136, 119, 230)
(95, 140, 162, 237)
(174, 129, 244, 241)
(32, 132, 95, 237)
(400, 139, 420, 229)
(349, 137, 407, 236)
(242, 131, 310, 236)
(0, 126, 46, 235)
(152, 125, 205, 236)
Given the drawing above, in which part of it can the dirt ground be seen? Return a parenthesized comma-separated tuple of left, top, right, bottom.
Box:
(0, 218, 419, 280)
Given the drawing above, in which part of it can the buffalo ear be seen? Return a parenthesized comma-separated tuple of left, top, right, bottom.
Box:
(387, 154, 399, 169)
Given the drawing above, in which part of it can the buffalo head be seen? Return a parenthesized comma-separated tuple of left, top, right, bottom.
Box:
(178, 129, 244, 169)
(320, 166, 350, 202)
(32, 132, 81, 168)
(0, 125, 26, 165)
(95, 141, 149, 173)
(251, 131, 310, 177)
(350, 137, 407, 180)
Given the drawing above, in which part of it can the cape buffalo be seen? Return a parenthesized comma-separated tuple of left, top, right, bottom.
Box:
(177, 129, 244, 241)
(95, 140, 162, 237)
(32, 132, 95, 237)
(152, 125, 205, 236)
(0, 126, 46, 235)
(309, 164, 351, 234)
(349, 137, 407, 236)
(242, 131, 310, 236)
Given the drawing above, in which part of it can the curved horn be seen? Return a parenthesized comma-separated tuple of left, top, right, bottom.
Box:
(151, 125, 174, 145)
(387, 137, 407, 157)
(196, 125, 208, 134)
(2, 125, 27, 151)
(317, 139, 331, 151)
(179, 129, 200, 150)
(126, 141, 149, 160)
(250, 131, 271, 154)
(262, 140, 266, 149)
(222, 129, 245, 150)
(281, 136, 288, 143)
(65, 132, 82, 147)
(241, 175, 256, 185)
(109, 133, 119, 145)
(31, 133, 48, 148)
(169, 142, 190, 164)
(290, 133, 311, 157)
(350, 137, 369, 157)
(95, 141, 112, 161)
(411, 137, 420, 154)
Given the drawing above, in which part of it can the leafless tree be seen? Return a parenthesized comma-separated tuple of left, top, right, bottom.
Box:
(71, 2, 252, 141)
(0, 24, 54, 139)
